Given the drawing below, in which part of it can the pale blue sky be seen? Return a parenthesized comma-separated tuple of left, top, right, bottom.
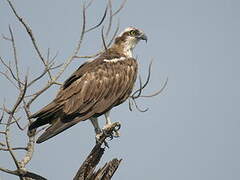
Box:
(1, 0, 240, 179)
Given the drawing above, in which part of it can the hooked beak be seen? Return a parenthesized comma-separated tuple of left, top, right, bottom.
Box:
(139, 33, 148, 43)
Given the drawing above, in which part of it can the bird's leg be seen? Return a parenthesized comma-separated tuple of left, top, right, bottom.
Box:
(90, 117, 102, 141)
(90, 117, 110, 147)
(103, 111, 120, 137)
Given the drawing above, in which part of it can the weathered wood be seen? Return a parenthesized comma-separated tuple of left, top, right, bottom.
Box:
(74, 122, 122, 180)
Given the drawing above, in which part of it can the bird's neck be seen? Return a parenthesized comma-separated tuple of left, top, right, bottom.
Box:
(110, 43, 134, 58)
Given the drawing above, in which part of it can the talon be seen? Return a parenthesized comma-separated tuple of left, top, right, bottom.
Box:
(105, 131, 113, 140)
(115, 123, 121, 131)
(103, 140, 109, 148)
(103, 129, 111, 137)
(113, 130, 120, 137)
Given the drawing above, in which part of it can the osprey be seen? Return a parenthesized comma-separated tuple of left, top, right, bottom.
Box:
(29, 27, 147, 143)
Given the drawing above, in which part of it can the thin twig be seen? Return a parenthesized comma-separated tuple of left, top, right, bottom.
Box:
(129, 60, 168, 112)
(2, 34, 12, 41)
(8, 26, 22, 88)
(0, 142, 6, 146)
(0, 56, 21, 86)
(101, 26, 107, 51)
(74, 53, 100, 59)
(85, 5, 108, 33)
(53, 3, 86, 80)
(132, 59, 153, 98)
(86, 0, 95, 9)
(0, 167, 19, 176)
(6, 0, 46, 65)
(0, 110, 4, 123)
(105, 0, 113, 38)
(140, 77, 168, 98)
(0, 147, 27, 151)
(27, 3, 86, 107)
(133, 75, 143, 99)
(112, 0, 127, 16)
(0, 71, 18, 88)
(132, 98, 148, 112)
(5, 77, 28, 180)
(0, 115, 20, 126)
(107, 19, 120, 47)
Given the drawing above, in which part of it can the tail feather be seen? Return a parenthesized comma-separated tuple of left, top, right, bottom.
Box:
(29, 101, 62, 131)
(30, 101, 60, 119)
(36, 112, 94, 143)
(29, 117, 48, 130)
(36, 119, 76, 143)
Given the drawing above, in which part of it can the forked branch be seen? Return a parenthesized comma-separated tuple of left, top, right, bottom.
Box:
(74, 122, 122, 180)
(129, 60, 168, 112)
(1, 1, 127, 180)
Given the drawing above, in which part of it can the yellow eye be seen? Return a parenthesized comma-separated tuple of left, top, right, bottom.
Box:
(129, 30, 137, 36)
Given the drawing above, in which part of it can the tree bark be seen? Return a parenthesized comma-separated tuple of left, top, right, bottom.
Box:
(74, 122, 122, 180)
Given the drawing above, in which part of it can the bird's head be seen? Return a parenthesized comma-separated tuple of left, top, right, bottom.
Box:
(112, 27, 147, 57)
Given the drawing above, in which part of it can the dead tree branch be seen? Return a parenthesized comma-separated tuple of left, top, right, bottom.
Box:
(74, 122, 122, 180)
(129, 60, 168, 112)
(1, 0, 127, 180)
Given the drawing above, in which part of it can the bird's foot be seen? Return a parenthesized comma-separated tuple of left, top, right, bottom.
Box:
(95, 132, 109, 148)
(95, 122, 121, 148)
(103, 122, 121, 138)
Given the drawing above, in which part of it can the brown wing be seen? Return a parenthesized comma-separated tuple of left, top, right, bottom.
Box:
(29, 56, 138, 143)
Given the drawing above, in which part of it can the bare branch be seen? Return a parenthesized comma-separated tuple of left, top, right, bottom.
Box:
(86, 0, 95, 9)
(53, 3, 86, 80)
(0, 147, 27, 151)
(0, 115, 20, 126)
(0, 108, 5, 123)
(2, 33, 12, 41)
(26, 3, 86, 107)
(101, 26, 107, 51)
(74, 122, 122, 180)
(15, 119, 25, 131)
(2, 1, 131, 179)
(131, 98, 149, 112)
(11, 76, 28, 113)
(0, 167, 47, 180)
(0, 142, 6, 146)
(4, 76, 28, 179)
(128, 97, 133, 111)
(132, 59, 153, 98)
(8, 25, 22, 88)
(105, 0, 113, 38)
(85, 5, 108, 33)
(133, 75, 143, 99)
(6, 0, 47, 67)
(0, 56, 21, 86)
(27, 61, 62, 88)
(0, 71, 18, 88)
(74, 52, 100, 59)
(112, 0, 127, 16)
(18, 136, 35, 169)
(93, 158, 122, 179)
(129, 60, 168, 112)
(0, 167, 19, 176)
(140, 77, 168, 98)
(107, 19, 120, 47)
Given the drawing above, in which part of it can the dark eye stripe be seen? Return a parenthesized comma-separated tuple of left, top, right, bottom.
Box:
(129, 30, 140, 36)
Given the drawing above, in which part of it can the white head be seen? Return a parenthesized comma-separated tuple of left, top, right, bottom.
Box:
(112, 27, 147, 57)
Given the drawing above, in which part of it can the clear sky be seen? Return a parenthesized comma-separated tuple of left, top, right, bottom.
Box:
(1, 0, 240, 179)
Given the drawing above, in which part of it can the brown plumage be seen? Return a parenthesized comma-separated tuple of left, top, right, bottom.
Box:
(29, 27, 147, 143)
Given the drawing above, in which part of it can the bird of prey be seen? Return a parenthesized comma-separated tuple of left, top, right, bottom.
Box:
(29, 27, 147, 143)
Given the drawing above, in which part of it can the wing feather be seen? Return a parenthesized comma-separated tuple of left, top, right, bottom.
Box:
(32, 56, 138, 143)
